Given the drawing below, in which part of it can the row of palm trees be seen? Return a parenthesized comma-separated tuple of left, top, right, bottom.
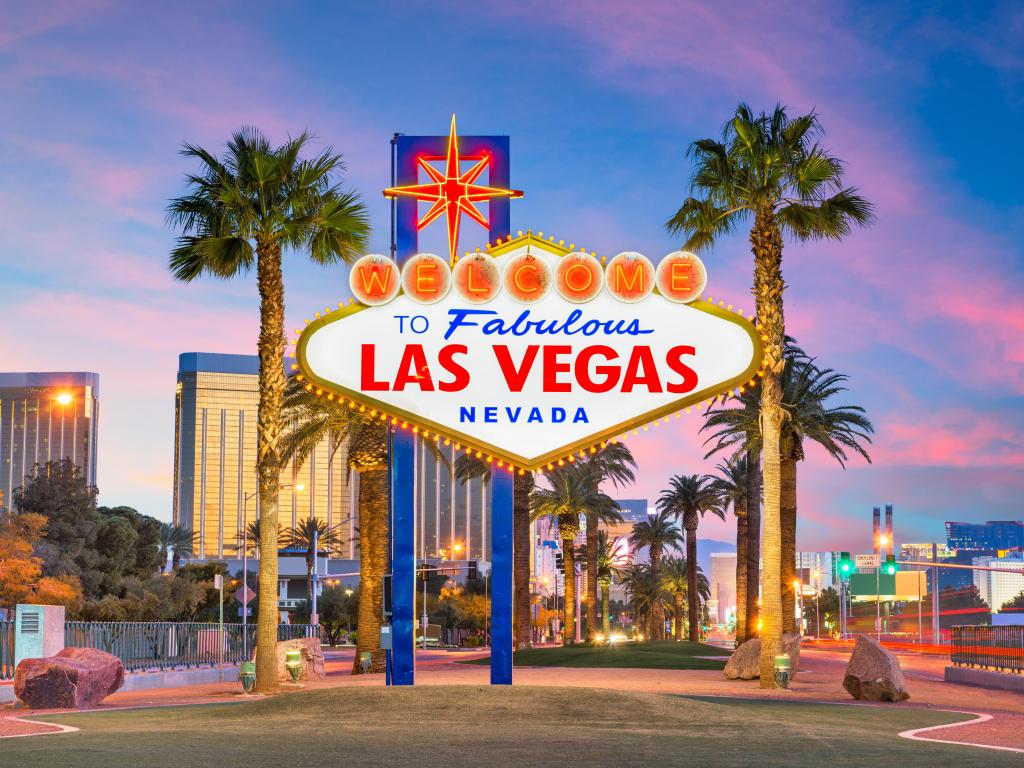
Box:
(167, 101, 873, 690)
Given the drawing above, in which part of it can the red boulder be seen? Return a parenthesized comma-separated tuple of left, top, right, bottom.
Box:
(14, 647, 125, 709)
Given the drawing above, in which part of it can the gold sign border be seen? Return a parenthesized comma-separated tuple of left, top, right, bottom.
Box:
(295, 292, 763, 472)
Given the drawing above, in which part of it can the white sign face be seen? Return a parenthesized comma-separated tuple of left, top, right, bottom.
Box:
(855, 554, 881, 569)
(298, 238, 761, 470)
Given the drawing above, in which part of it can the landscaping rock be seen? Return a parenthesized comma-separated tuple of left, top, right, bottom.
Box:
(14, 647, 124, 709)
(724, 634, 801, 680)
(256, 637, 326, 682)
(843, 635, 910, 702)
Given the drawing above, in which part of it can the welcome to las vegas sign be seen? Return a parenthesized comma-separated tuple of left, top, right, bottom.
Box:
(295, 231, 763, 473)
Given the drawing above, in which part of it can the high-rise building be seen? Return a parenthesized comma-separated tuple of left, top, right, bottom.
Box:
(174, 353, 355, 559)
(796, 551, 834, 591)
(710, 552, 737, 624)
(899, 543, 954, 563)
(0, 372, 99, 508)
(413, 440, 491, 562)
(972, 552, 1024, 612)
(946, 521, 1024, 551)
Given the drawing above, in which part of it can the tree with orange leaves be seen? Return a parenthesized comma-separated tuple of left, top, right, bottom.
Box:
(0, 512, 81, 612)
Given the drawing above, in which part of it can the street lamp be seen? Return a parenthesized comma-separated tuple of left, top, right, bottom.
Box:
(55, 392, 73, 406)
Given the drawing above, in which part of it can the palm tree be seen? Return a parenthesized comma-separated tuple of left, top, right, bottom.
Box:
(454, 454, 535, 649)
(278, 377, 388, 674)
(628, 511, 682, 640)
(661, 556, 710, 641)
(158, 523, 195, 571)
(168, 128, 369, 692)
(657, 474, 724, 642)
(620, 562, 659, 638)
(667, 104, 874, 684)
(530, 465, 618, 645)
(595, 530, 623, 637)
(574, 443, 634, 640)
(705, 350, 874, 633)
(712, 457, 749, 643)
(285, 515, 341, 600)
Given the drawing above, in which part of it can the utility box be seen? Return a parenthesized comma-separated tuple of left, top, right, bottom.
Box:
(14, 604, 65, 668)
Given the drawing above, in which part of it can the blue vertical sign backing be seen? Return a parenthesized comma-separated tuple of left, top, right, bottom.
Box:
(391, 129, 515, 686)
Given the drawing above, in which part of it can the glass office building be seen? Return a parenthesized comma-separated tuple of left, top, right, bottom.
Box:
(0, 372, 99, 508)
(946, 521, 1024, 551)
(174, 353, 355, 559)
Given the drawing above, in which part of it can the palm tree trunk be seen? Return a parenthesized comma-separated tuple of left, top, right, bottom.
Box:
(746, 448, 761, 640)
(601, 584, 610, 637)
(686, 525, 700, 642)
(254, 242, 285, 695)
(753, 206, 785, 688)
(675, 592, 684, 640)
(562, 539, 576, 645)
(780, 456, 797, 634)
(352, 465, 388, 673)
(513, 472, 534, 649)
(649, 546, 663, 640)
(734, 500, 748, 645)
(585, 512, 598, 641)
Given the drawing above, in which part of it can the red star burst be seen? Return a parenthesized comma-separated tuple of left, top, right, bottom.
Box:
(384, 114, 523, 265)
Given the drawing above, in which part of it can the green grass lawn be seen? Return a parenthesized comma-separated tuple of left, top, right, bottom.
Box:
(463, 639, 733, 669)
(4, 686, 1012, 767)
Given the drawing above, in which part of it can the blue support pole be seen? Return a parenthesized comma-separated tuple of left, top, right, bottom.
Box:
(490, 469, 514, 685)
(391, 428, 416, 685)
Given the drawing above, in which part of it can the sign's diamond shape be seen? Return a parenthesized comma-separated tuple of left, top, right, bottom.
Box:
(298, 240, 761, 470)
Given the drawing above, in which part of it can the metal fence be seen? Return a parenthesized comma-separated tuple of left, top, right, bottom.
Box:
(1, 620, 14, 680)
(950, 625, 1024, 674)
(61, 622, 321, 674)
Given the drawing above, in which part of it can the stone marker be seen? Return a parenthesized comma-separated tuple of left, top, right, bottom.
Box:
(14, 647, 125, 709)
(843, 635, 910, 702)
(256, 637, 326, 682)
(724, 634, 802, 680)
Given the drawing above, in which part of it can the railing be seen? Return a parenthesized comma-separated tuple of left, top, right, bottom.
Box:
(950, 625, 1024, 674)
(1, 621, 14, 680)
(63, 622, 322, 674)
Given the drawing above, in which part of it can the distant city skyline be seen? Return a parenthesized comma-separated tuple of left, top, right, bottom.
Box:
(2, 3, 1022, 550)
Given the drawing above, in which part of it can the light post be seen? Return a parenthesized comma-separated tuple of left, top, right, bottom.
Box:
(792, 579, 802, 635)
(813, 569, 821, 639)
(877, 533, 889, 640)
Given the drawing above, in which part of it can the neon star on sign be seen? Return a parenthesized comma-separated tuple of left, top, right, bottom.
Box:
(383, 115, 523, 266)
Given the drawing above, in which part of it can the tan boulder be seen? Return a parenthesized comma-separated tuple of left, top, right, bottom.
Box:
(843, 635, 910, 702)
(14, 647, 125, 709)
(256, 637, 326, 682)
(724, 634, 801, 680)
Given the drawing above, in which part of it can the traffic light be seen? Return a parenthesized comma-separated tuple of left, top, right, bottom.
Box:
(555, 552, 564, 571)
(882, 555, 898, 576)
(467, 561, 479, 580)
(837, 552, 853, 577)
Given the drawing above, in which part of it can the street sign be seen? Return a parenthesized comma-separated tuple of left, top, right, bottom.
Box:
(237, 606, 252, 617)
(234, 586, 256, 605)
(855, 554, 880, 569)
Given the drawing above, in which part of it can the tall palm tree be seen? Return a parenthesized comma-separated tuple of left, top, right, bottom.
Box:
(285, 515, 341, 600)
(628, 511, 682, 640)
(657, 474, 724, 642)
(667, 104, 873, 684)
(454, 455, 535, 649)
(158, 523, 195, 571)
(661, 556, 710, 641)
(712, 457, 749, 643)
(705, 351, 874, 633)
(574, 443, 634, 640)
(530, 465, 618, 645)
(168, 128, 369, 692)
(595, 530, 623, 637)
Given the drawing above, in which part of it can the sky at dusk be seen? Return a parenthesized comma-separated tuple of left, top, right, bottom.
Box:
(2, 1, 1022, 552)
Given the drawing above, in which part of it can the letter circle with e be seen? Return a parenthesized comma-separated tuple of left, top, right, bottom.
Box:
(402, 253, 451, 304)
(350, 253, 400, 306)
